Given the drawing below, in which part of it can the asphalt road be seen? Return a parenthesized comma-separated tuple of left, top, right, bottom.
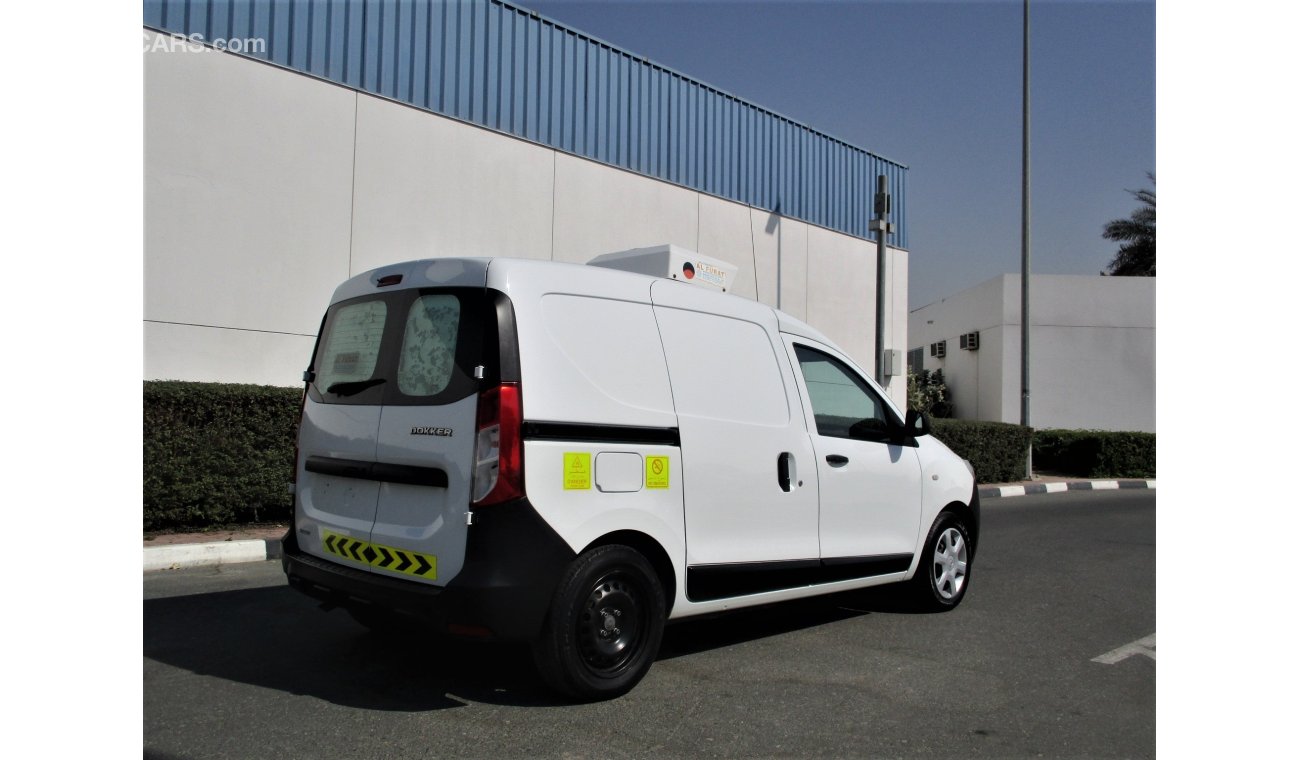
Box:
(144, 490, 1155, 759)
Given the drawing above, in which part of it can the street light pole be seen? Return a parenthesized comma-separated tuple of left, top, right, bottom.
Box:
(871, 175, 894, 385)
(1020, 0, 1033, 479)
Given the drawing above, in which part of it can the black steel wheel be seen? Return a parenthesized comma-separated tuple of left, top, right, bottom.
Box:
(532, 545, 665, 700)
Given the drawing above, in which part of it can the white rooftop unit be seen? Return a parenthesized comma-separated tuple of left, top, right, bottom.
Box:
(588, 245, 739, 293)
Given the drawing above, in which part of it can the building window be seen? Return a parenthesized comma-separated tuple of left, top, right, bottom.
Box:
(908, 347, 924, 374)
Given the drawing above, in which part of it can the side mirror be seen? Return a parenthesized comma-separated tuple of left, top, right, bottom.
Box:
(905, 409, 931, 438)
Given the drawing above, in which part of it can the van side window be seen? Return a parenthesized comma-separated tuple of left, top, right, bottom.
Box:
(794, 345, 889, 439)
(316, 300, 387, 392)
(398, 295, 461, 397)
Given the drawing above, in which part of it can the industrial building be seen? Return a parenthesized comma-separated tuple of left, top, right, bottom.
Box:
(908, 274, 1155, 433)
(143, 0, 912, 407)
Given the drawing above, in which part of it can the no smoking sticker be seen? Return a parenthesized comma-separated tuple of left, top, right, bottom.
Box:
(646, 456, 670, 489)
(563, 452, 591, 490)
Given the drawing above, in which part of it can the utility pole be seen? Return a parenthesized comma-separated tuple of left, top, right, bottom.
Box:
(1020, 0, 1033, 479)
(871, 175, 894, 385)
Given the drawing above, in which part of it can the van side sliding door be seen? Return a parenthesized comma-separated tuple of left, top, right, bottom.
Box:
(650, 282, 820, 602)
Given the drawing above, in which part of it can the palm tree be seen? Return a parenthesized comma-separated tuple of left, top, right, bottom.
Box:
(1103, 172, 1155, 276)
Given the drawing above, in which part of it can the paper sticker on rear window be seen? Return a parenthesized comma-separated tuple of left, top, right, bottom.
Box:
(317, 301, 386, 391)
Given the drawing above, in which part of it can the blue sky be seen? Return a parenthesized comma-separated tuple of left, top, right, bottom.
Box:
(523, 0, 1156, 308)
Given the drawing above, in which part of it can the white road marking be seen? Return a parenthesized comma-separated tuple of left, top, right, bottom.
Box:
(999, 485, 1026, 497)
(1092, 633, 1156, 664)
(1092, 480, 1120, 490)
(1042, 482, 1068, 493)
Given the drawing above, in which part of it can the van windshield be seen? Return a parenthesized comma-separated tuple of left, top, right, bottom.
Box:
(308, 288, 498, 407)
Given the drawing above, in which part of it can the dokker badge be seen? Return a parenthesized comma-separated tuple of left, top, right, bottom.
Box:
(411, 426, 453, 437)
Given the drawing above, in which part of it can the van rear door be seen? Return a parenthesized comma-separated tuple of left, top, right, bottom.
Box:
(297, 263, 498, 588)
(297, 298, 388, 562)
(368, 290, 500, 586)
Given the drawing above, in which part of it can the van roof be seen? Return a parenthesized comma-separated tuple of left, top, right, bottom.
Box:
(774, 310, 835, 345)
(336, 256, 838, 348)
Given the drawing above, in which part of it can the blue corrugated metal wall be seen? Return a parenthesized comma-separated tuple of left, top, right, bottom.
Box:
(144, 0, 908, 248)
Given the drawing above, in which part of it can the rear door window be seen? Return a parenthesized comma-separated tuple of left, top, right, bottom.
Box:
(397, 295, 461, 397)
(314, 300, 387, 396)
(307, 288, 500, 407)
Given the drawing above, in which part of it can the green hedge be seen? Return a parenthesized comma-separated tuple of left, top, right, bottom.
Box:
(144, 381, 300, 531)
(930, 419, 1033, 484)
(1033, 429, 1156, 479)
(143, 381, 1153, 529)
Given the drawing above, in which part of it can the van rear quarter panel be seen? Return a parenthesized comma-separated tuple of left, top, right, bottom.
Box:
(490, 259, 688, 599)
(488, 260, 677, 429)
(522, 440, 687, 575)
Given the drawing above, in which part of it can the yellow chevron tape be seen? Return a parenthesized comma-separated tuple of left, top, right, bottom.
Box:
(320, 530, 437, 580)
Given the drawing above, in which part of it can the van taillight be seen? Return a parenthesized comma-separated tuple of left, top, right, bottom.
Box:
(471, 382, 524, 506)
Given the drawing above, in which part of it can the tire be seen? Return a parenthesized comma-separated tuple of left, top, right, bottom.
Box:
(911, 512, 973, 611)
(531, 545, 666, 701)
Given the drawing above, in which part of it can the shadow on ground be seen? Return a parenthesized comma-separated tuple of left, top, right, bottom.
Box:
(658, 584, 926, 660)
(144, 581, 923, 712)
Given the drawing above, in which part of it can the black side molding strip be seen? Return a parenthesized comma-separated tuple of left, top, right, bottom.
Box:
(522, 421, 680, 447)
(686, 554, 914, 602)
(305, 455, 448, 488)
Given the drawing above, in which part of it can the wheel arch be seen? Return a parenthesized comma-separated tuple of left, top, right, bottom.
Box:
(938, 495, 980, 559)
(582, 530, 677, 617)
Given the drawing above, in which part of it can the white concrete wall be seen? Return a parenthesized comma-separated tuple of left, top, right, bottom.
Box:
(350, 94, 556, 270)
(145, 31, 910, 408)
(695, 195, 758, 301)
(144, 322, 316, 386)
(551, 152, 699, 264)
(907, 274, 1155, 432)
(144, 32, 356, 385)
(909, 275, 1007, 421)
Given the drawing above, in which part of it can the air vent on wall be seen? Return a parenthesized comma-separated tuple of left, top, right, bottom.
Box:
(930, 341, 946, 358)
(960, 332, 980, 351)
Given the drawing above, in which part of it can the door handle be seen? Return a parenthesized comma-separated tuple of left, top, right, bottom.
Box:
(777, 452, 796, 492)
(826, 454, 849, 467)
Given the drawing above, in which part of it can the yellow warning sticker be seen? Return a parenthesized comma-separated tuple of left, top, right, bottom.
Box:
(321, 530, 437, 580)
(646, 456, 670, 489)
(563, 452, 592, 490)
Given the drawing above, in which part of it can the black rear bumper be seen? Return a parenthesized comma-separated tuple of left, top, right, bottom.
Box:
(282, 497, 576, 641)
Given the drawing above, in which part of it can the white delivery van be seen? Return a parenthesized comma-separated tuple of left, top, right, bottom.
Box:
(282, 252, 979, 700)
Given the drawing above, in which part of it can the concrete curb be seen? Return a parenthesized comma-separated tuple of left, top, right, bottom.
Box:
(144, 537, 283, 572)
(144, 480, 1155, 571)
(978, 479, 1156, 499)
